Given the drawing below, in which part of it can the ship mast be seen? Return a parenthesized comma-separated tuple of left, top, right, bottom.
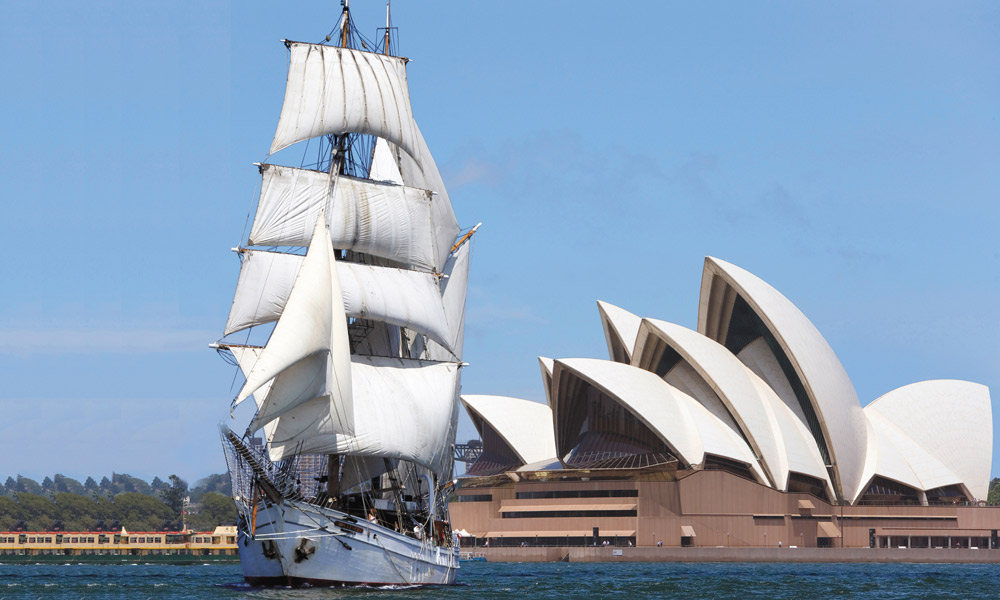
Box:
(324, 0, 352, 507)
(341, 0, 350, 48)
(384, 2, 391, 56)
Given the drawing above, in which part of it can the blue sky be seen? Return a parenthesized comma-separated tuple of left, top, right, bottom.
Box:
(0, 1, 996, 485)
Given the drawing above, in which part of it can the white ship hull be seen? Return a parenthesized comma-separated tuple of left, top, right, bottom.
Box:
(238, 499, 460, 587)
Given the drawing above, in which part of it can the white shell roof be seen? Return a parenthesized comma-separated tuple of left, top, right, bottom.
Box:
(855, 408, 965, 503)
(865, 380, 992, 501)
(461, 395, 557, 466)
(634, 318, 832, 495)
(552, 358, 765, 481)
(698, 256, 868, 502)
(744, 366, 835, 499)
(597, 301, 643, 363)
(538, 356, 555, 407)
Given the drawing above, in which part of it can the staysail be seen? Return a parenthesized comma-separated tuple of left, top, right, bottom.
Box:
(369, 137, 403, 185)
(233, 215, 353, 435)
(264, 356, 460, 474)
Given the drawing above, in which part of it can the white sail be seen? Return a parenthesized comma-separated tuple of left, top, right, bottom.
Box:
(225, 249, 456, 354)
(340, 455, 389, 492)
(224, 250, 301, 336)
(424, 241, 471, 361)
(235, 216, 353, 436)
(393, 126, 460, 270)
(266, 356, 460, 473)
(271, 43, 420, 160)
(369, 137, 403, 184)
(249, 164, 440, 272)
(227, 344, 278, 442)
(229, 345, 270, 406)
(339, 262, 453, 352)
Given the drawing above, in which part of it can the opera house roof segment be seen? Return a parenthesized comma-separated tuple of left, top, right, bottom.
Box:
(551, 357, 766, 481)
(632, 318, 834, 499)
(863, 380, 992, 502)
(697, 256, 868, 502)
(461, 395, 557, 476)
(597, 301, 642, 364)
(538, 357, 555, 406)
(858, 408, 966, 504)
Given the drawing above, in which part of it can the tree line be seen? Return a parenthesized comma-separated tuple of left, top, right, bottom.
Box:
(0, 473, 236, 533)
(988, 478, 1000, 506)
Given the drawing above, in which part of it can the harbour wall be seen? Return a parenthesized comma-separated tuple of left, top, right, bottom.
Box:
(473, 546, 1000, 563)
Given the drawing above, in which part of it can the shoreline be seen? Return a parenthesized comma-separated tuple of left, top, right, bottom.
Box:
(468, 546, 1000, 564)
(0, 554, 239, 565)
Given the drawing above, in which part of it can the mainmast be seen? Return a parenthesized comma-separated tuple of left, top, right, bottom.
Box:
(342, 0, 350, 48)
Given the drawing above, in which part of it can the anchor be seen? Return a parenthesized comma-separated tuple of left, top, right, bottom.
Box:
(293, 538, 316, 563)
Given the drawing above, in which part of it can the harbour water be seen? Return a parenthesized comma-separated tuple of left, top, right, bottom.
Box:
(2, 561, 999, 599)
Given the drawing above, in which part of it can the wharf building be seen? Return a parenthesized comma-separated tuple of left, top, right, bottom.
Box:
(450, 257, 997, 550)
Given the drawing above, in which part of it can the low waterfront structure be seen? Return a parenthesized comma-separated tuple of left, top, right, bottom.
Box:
(451, 257, 997, 551)
(0, 526, 237, 557)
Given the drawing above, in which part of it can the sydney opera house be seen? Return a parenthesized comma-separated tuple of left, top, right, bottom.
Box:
(450, 257, 997, 550)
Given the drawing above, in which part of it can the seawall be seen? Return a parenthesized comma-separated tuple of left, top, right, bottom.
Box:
(471, 546, 1000, 563)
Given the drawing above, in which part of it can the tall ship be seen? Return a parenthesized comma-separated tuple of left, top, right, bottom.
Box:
(212, 1, 472, 586)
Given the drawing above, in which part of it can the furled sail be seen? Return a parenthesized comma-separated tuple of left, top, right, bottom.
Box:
(271, 43, 420, 160)
(249, 164, 440, 272)
(224, 249, 455, 353)
(265, 356, 460, 474)
(234, 215, 353, 436)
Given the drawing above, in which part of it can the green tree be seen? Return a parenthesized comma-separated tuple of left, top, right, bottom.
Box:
(987, 478, 1000, 506)
(187, 492, 237, 530)
(84, 476, 98, 492)
(16, 492, 58, 531)
(53, 474, 85, 495)
(0, 496, 23, 530)
(15, 476, 42, 495)
(190, 473, 231, 503)
(112, 493, 174, 531)
(91, 495, 115, 530)
(160, 475, 188, 520)
(53, 492, 98, 531)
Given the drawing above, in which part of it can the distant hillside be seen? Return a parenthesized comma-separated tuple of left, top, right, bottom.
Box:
(0, 473, 235, 532)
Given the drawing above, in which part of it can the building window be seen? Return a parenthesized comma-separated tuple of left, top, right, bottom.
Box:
(457, 494, 493, 502)
(502, 510, 637, 519)
(516, 489, 638, 499)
